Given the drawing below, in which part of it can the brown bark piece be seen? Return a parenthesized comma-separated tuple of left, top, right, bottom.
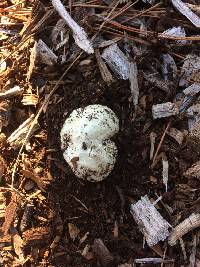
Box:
(2, 193, 18, 235)
(92, 238, 114, 267)
(23, 226, 52, 248)
(21, 169, 45, 192)
(184, 161, 200, 179)
(13, 232, 25, 262)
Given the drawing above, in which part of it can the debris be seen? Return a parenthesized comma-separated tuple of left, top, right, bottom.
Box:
(0, 59, 7, 74)
(21, 168, 45, 192)
(60, 105, 119, 182)
(0, 86, 23, 100)
(0, 156, 6, 181)
(7, 115, 39, 148)
(183, 83, 200, 96)
(161, 54, 177, 81)
(167, 127, 186, 145)
(168, 213, 200, 246)
(134, 258, 174, 264)
(23, 226, 52, 248)
(162, 26, 186, 44)
(20, 203, 34, 232)
(2, 193, 18, 235)
(152, 102, 179, 119)
(188, 235, 197, 267)
(179, 54, 200, 87)
(184, 161, 200, 180)
(51, 0, 94, 54)
(51, 19, 69, 51)
(130, 195, 170, 246)
(129, 61, 139, 106)
(22, 90, 39, 106)
(82, 244, 94, 261)
(143, 72, 170, 93)
(13, 232, 25, 263)
(102, 43, 130, 80)
(35, 39, 58, 66)
(95, 49, 113, 84)
(171, 0, 200, 28)
(150, 132, 157, 160)
(92, 239, 114, 267)
(0, 192, 6, 219)
(0, 101, 11, 132)
(68, 223, 80, 241)
(162, 154, 169, 192)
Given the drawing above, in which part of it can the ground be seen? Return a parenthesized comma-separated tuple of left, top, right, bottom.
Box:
(1, 1, 200, 267)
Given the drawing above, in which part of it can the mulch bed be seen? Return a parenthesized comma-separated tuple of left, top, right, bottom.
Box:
(0, 0, 200, 266)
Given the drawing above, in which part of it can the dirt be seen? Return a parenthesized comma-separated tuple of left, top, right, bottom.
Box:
(42, 67, 198, 266)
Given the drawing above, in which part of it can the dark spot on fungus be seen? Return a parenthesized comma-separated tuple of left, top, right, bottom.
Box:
(82, 142, 87, 150)
(71, 157, 79, 171)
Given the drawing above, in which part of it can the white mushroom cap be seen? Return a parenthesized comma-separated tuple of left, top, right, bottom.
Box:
(60, 104, 119, 182)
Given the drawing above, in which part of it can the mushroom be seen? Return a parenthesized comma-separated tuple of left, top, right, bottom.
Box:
(60, 104, 119, 182)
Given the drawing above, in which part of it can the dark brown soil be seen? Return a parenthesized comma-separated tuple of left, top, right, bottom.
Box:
(42, 67, 199, 266)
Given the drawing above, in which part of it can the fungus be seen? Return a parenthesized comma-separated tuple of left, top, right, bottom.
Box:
(60, 105, 119, 182)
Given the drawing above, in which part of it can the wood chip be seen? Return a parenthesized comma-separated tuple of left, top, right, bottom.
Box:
(23, 226, 51, 248)
(150, 132, 157, 160)
(13, 232, 25, 263)
(130, 195, 170, 246)
(171, 0, 200, 28)
(102, 43, 130, 80)
(0, 86, 23, 100)
(167, 127, 186, 145)
(36, 39, 58, 66)
(179, 54, 200, 87)
(162, 154, 169, 192)
(129, 61, 139, 106)
(152, 102, 179, 119)
(95, 49, 113, 84)
(51, 0, 94, 54)
(7, 115, 39, 148)
(2, 193, 18, 235)
(162, 26, 186, 44)
(92, 239, 114, 267)
(21, 169, 45, 192)
(168, 213, 200, 246)
(184, 161, 200, 179)
(183, 83, 200, 96)
(68, 223, 80, 241)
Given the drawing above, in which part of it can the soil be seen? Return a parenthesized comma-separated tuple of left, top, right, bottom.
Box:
(43, 67, 199, 266)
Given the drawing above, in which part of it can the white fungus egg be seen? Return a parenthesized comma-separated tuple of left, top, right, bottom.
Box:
(60, 104, 119, 182)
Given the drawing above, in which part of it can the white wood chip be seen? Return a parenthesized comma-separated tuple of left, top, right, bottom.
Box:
(7, 115, 39, 148)
(168, 213, 200, 246)
(179, 54, 200, 87)
(171, 0, 200, 28)
(131, 195, 170, 246)
(51, 0, 94, 54)
(162, 26, 186, 44)
(129, 62, 139, 106)
(102, 43, 130, 80)
(183, 83, 200, 96)
(150, 132, 157, 160)
(162, 154, 169, 192)
(152, 102, 179, 119)
(0, 86, 23, 99)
